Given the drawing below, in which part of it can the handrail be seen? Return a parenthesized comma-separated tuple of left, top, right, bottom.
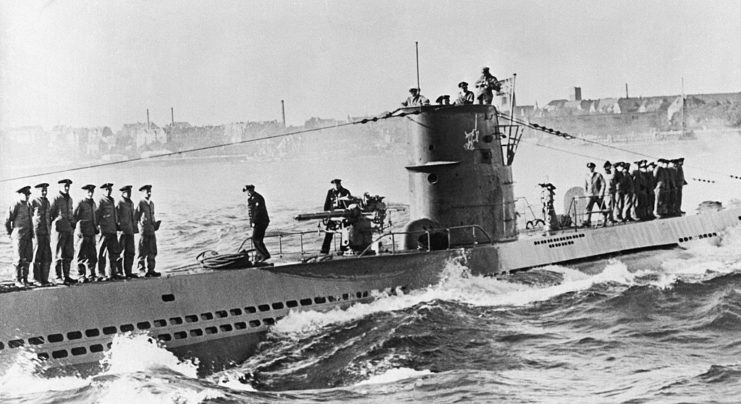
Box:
(357, 224, 493, 257)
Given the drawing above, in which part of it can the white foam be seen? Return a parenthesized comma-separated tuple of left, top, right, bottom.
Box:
(355, 367, 432, 386)
(102, 333, 199, 378)
(0, 349, 89, 395)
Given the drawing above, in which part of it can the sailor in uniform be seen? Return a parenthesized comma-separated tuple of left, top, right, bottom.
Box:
(583, 162, 606, 227)
(645, 161, 657, 219)
(5, 186, 34, 287)
(620, 162, 636, 222)
(50, 179, 76, 284)
(603, 161, 617, 224)
(321, 179, 352, 254)
(474, 67, 500, 105)
(96, 183, 123, 280)
(454, 82, 475, 105)
(401, 88, 430, 107)
(31, 183, 52, 285)
(116, 185, 138, 278)
(674, 157, 686, 215)
(74, 184, 99, 282)
(244, 184, 271, 262)
(654, 159, 670, 218)
(135, 185, 161, 277)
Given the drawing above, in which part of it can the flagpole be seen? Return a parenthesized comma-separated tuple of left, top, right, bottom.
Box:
(415, 42, 420, 91)
(510, 73, 517, 121)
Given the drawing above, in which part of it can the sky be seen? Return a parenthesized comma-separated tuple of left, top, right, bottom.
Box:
(1, 0, 740, 129)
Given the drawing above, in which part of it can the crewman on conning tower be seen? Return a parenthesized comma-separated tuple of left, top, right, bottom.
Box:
(401, 88, 430, 107)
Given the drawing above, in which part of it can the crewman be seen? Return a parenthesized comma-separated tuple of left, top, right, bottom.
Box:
(116, 185, 138, 278)
(31, 183, 52, 285)
(620, 162, 636, 222)
(603, 161, 617, 225)
(135, 185, 161, 277)
(674, 157, 686, 215)
(74, 184, 99, 282)
(401, 88, 430, 107)
(583, 162, 606, 227)
(5, 186, 34, 287)
(321, 179, 352, 254)
(666, 159, 678, 217)
(96, 183, 123, 280)
(49, 179, 76, 284)
(653, 159, 670, 218)
(244, 184, 270, 262)
(645, 161, 657, 219)
(474, 67, 500, 105)
(454, 81, 475, 105)
(633, 161, 649, 220)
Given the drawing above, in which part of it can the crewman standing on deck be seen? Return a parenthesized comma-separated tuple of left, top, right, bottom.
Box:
(31, 183, 52, 285)
(74, 184, 99, 282)
(675, 157, 687, 215)
(666, 159, 679, 217)
(244, 184, 271, 262)
(135, 185, 161, 277)
(645, 162, 657, 220)
(321, 179, 353, 254)
(96, 183, 123, 280)
(50, 179, 76, 284)
(583, 162, 606, 227)
(5, 186, 34, 287)
(116, 185, 138, 278)
(603, 161, 617, 225)
(654, 159, 670, 217)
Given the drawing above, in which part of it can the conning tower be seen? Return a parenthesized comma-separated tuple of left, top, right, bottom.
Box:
(403, 104, 520, 248)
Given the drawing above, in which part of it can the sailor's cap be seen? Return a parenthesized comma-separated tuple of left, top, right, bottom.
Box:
(647, 161, 657, 167)
(658, 158, 668, 163)
(34, 183, 49, 189)
(81, 184, 96, 191)
(603, 160, 612, 167)
(586, 162, 596, 168)
(330, 178, 342, 184)
(242, 184, 255, 192)
(139, 184, 152, 192)
(677, 157, 685, 162)
(409, 87, 419, 92)
(458, 81, 468, 88)
(119, 185, 132, 192)
(17, 186, 31, 194)
(100, 183, 114, 190)
(482, 66, 490, 71)
(58, 179, 72, 185)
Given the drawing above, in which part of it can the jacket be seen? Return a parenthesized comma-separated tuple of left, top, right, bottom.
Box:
(96, 195, 118, 235)
(324, 187, 352, 210)
(116, 197, 138, 235)
(584, 172, 605, 197)
(136, 199, 157, 235)
(74, 198, 97, 236)
(247, 192, 269, 226)
(31, 196, 51, 236)
(5, 200, 33, 239)
(50, 192, 74, 233)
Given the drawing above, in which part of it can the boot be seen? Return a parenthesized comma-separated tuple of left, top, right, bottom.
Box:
(41, 262, 51, 285)
(54, 261, 64, 283)
(14, 265, 24, 288)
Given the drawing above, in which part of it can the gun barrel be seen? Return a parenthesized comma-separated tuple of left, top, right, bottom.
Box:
(294, 209, 351, 221)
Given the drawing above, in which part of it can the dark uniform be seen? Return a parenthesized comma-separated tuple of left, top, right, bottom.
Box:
(74, 185, 98, 281)
(321, 179, 352, 254)
(116, 185, 138, 278)
(245, 185, 270, 261)
(675, 158, 686, 215)
(645, 162, 657, 219)
(666, 161, 678, 217)
(49, 179, 75, 283)
(5, 186, 34, 286)
(654, 159, 671, 218)
(603, 162, 617, 224)
(135, 185, 160, 276)
(31, 183, 52, 285)
(633, 161, 649, 220)
(96, 183, 121, 279)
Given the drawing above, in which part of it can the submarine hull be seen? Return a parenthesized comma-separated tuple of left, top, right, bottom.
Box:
(2, 208, 739, 375)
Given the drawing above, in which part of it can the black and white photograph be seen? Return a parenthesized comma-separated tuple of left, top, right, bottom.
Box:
(1, 1, 741, 402)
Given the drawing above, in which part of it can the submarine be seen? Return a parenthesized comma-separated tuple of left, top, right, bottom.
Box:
(1, 104, 739, 376)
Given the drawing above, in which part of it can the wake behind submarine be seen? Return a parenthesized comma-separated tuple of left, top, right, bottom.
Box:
(1, 103, 739, 376)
